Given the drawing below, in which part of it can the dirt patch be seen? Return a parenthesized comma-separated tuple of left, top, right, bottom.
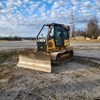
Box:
(0, 51, 17, 63)
(0, 50, 100, 100)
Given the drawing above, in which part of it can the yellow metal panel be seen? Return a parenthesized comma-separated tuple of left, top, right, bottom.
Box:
(47, 39, 56, 52)
(64, 40, 70, 46)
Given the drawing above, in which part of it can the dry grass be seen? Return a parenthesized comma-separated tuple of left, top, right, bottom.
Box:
(70, 39, 100, 43)
(0, 40, 11, 42)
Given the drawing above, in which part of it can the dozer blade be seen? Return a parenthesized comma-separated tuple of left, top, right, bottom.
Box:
(17, 51, 51, 73)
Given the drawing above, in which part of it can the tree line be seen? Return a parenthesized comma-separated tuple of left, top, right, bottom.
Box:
(0, 36, 22, 41)
(75, 17, 100, 39)
(0, 36, 36, 41)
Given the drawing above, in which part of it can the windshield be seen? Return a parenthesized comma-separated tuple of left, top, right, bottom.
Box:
(38, 26, 49, 38)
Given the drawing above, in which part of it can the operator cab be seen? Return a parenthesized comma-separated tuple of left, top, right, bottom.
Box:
(37, 23, 70, 52)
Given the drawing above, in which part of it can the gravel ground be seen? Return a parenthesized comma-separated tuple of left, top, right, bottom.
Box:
(74, 50, 100, 59)
(0, 49, 100, 100)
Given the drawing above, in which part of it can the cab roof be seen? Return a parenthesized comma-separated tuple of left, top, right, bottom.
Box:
(44, 23, 69, 29)
(44, 23, 63, 26)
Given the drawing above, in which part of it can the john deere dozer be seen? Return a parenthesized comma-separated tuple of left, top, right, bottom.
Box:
(17, 23, 73, 72)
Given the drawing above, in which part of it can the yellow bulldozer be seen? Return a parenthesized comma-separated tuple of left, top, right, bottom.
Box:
(17, 23, 73, 72)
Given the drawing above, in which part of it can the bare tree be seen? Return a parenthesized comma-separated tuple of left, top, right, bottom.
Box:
(86, 17, 99, 39)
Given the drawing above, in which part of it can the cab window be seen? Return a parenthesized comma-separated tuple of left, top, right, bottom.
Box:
(63, 27, 69, 39)
(49, 27, 54, 37)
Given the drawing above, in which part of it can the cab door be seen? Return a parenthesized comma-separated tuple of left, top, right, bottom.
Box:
(54, 25, 64, 47)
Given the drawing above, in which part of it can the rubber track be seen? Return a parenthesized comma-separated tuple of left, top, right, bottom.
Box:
(73, 56, 100, 69)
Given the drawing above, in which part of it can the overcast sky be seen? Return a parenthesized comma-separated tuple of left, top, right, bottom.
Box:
(0, 0, 100, 37)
